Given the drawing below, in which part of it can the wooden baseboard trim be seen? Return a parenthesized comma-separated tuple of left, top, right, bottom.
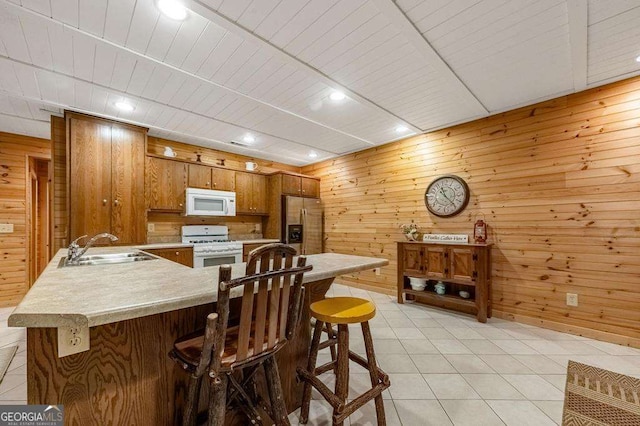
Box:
(493, 310, 640, 349)
(333, 280, 395, 296)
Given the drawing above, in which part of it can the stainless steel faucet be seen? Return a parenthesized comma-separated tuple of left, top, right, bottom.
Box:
(67, 233, 119, 264)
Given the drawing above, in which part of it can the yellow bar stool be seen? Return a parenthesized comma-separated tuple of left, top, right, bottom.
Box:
(297, 297, 390, 426)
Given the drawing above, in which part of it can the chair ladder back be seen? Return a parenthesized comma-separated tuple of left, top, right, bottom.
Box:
(285, 256, 307, 340)
(251, 250, 273, 358)
(271, 253, 292, 348)
(235, 278, 256, 363)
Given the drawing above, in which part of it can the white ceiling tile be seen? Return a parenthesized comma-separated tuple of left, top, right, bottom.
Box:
(216, 0, 252, 21)
(47, 23, 73, 75)
(20, 12, 53, 69)
(0, 7, 31, 62)
(235, 0, 281, 31)
(155, 73, 187, 104)
(588, 0, 640, 25)
(73, 80, 93, 111)
(109, 52, 137, 92)
(283, 0, 367, 56)
(13, 62, 40, 99)
(20, 0, 51, 16)
(198, 32, 244, 79)
(180, 23, 228, 73)
(125, 0, 160, 53)
(253, 0, 309, 40)
(92, 43, 117, 87)
(145, 15, 183, 61)
(72, 34, 95, 81)
(163, 15, 208, 67)
(50, 0, 78, 27)
(140, 66, 173, 100)
(269, 0, 340, 48)
(78, 0, 107, 37)
(126, 60, 156, 96)
(103, 0, 136, 45)
(35, 69, 58, 103)
(89, 86, 109, 113)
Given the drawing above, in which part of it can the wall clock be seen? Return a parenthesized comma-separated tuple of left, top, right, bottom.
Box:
(424, 175, 470, 217)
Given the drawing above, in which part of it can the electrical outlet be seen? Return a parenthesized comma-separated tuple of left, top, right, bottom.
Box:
(374, 267, 381, 276)
(147, 223, 155, 232)
(0, 223, 14, 233)
(566, 293, 578, 307)
(58, 326, 90, 357)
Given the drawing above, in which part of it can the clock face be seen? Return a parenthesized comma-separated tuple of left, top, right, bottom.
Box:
(424, 175, 470, 217)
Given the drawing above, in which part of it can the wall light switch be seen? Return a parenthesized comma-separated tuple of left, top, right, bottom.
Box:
(0, 224, 14, 233)
(147, 223, 155, 233)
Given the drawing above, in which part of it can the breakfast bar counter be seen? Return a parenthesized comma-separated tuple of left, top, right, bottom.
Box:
(9, 247, 387, 425)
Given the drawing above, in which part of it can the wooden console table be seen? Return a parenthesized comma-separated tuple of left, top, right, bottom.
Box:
(397, 241, 492, 322)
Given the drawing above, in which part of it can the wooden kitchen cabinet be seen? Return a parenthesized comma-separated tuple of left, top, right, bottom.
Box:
(281, 173, 320, 198)
(235, 172, 267, 214)
(397, 242, 492, 322)
(242, 243, 267, 262)
(144, 247, 193, 267)
(188, 164, 235, 191)
(68, 113, 146, 244)
(146, 157, 187, 211)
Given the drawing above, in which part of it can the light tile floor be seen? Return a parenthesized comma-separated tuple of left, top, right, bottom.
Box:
(1, 284, 639, 425)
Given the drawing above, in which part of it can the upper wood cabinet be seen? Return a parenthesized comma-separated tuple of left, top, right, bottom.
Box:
(235, 172, 267, 214)
(68, 114, 146, 244)
(188, 164, 235, 191)
(281, 174, 320, 198)
(146, 157, 187, 211)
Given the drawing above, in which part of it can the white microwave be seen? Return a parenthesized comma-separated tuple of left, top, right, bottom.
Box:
(185, 188, 236, 216)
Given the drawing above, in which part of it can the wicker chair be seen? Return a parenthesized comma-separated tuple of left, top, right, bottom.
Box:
(169, 243, 312, 425)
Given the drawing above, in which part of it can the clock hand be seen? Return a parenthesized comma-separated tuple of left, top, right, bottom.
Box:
(439, 188, 454, 205)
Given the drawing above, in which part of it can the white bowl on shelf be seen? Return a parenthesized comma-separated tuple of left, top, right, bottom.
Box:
(408, 277, 427, 291)
(459, 290, 470, 299)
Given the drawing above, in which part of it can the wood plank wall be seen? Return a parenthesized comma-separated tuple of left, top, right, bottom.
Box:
(0, 132, 51, 307)
(302, 75, 640, 347)
(51, 116, 66, 254)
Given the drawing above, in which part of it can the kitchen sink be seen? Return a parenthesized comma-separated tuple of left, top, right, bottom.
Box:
(58, 251, 157, 268)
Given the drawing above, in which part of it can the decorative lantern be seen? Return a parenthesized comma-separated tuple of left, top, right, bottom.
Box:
(474, 213, 487, 243)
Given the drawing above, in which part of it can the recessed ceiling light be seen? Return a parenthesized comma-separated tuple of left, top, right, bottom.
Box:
(636, 55, 640, 63)
(115, 101, 135, 112)
(243, 134, 255, 143)
(158, 0, 188, 20)
(329, 91, 346, 101)
(308, 151, 318, 158)
(395, 125, 408, 133)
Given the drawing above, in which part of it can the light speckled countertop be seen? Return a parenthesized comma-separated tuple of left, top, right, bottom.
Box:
(9, 247, 387, 329)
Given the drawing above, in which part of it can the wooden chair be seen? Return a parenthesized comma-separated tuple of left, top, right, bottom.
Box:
(169, 243, 312, 425)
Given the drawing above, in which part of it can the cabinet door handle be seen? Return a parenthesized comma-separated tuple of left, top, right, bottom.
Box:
(102, 199, 107, 206)
(179, 203, 183, 207)
(207, 181, 211, 186)
(175, 251, 179, 256)
(114, 199, 119, 206)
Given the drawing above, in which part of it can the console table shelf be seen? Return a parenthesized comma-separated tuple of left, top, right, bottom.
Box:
(397, 241, 492, 322)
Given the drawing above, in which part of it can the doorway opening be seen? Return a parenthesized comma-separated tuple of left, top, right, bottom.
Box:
(27, 157, 51, 286)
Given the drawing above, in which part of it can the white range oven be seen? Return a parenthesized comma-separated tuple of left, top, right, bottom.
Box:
(181, 225, 242, 268)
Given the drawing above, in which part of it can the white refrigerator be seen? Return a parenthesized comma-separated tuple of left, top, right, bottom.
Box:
(282, 196, 323, 255)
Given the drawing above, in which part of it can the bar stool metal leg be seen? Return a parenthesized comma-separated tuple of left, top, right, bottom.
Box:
(333, 324, 350, 426)
(300, 319, 324, 424)
(362, 321, 386, 426)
